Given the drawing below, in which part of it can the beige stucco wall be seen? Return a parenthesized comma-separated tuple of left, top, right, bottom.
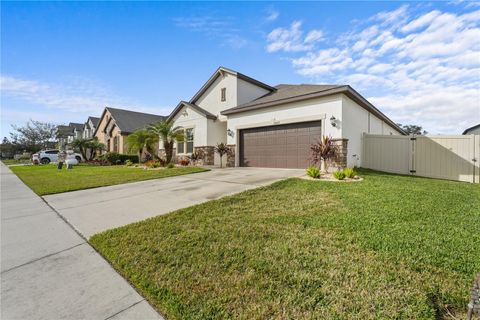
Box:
(196, 72, 237, 121)
(341, 95, 401, 167)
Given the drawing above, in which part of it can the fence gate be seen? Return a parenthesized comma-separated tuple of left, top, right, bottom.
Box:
(363, 133, 480, 183)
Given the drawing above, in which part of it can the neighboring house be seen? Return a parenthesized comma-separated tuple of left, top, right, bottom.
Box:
(68, 122, 84, 143)
(83, 116, 100, 139)
(166, 66, 405, 168)
(56, 122, 83, 149)
(463, 124, 480, 135)
(94, 107, 165, 154)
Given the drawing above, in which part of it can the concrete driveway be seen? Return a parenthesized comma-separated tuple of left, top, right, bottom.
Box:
(44, 167, 304, 238)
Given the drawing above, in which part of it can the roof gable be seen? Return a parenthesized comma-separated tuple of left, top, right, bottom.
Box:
(189, 67, 276, 104)
(167, 101, 216, 123)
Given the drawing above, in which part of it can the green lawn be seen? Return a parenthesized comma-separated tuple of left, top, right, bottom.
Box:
(90, 170, 480, 320)
(10, 164, 208, 195)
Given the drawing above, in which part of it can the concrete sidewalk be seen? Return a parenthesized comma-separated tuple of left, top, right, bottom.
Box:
(44, 167, 304, 238)
(0, 163, 163, 320)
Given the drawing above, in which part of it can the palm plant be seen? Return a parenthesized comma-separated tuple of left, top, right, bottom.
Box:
(126, 129, 159, 162)
(310, 136, 338, 173)
(214, 142, 232, 168)
(85, 138, 105, 160)
(69, 138, 89, 160)
(147, 121, 184, 164)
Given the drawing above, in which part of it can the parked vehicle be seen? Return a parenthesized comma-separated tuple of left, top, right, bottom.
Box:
(32, 149, 83, 164)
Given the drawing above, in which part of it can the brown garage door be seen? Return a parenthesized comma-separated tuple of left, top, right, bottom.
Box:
(239, 121, 322, 168)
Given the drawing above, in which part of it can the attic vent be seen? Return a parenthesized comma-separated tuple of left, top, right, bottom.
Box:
(221, 88, 226, 102)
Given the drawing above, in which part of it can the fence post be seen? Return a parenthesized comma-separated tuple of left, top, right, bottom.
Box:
(409, 134, 416, 175)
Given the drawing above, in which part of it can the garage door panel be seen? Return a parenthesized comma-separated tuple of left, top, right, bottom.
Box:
(240, 121, 321, 168)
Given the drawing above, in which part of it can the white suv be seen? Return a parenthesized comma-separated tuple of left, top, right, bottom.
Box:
(33, 150, 83, 164)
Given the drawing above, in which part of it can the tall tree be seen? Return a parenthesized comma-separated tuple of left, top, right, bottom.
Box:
(9, 119, 56, 152)
(126, 129, 159, 162)
(147, 121, 184, 164)
(397, 124, 428, 135)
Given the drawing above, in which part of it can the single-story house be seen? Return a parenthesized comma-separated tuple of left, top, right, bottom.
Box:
(94, 107, 165, 154)
(463, 124, 480, 135)
(83, 116, 100, 139)
(166, 66, 405, 168)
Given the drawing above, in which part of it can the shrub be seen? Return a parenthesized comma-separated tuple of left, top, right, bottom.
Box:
(166, 162, 175, 169)
(85, 159, 109, 166)
(343, 167, 357, 179)
(306, 166, 321, 179)
(99, 152, 139, 165)
(310, 136, 338, 173)
(178, 157, 190, 166)
(333, 170, 346, 180)
(145, 160, 161, 168)
(125, 160, 133, 166)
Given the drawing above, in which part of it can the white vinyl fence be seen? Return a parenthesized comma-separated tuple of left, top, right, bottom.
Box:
(362, 133, 480, 183)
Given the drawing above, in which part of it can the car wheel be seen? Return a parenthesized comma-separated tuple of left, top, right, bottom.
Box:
(41, 158, 50, 164)
(75, 156, 82, 162)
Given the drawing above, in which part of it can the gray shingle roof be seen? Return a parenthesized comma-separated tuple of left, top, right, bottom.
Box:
(106, 107, 166, 134)
(56, 125, 74, 137)
(221, 84, 406, 135)
(88, 116, 100, 127)
(69, 122, 84, 132)
(229, 84, 341, 111)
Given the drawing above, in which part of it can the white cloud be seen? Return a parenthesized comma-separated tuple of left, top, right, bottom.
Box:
(173, 16, 248, 49)
(266, 21, 324, 53)
(266, 9, 279, 22)
(304, 30, 324, 43)
(0, 75, 171, 120)
(268, 6, 480, 134)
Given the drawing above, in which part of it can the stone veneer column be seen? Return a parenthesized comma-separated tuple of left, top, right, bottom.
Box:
(226, 145, 236, 167)
(194, 146, 214, 165)
(330, 138, 348, 170)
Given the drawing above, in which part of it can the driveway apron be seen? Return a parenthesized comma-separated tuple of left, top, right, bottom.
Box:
(44, 167, 304, 238)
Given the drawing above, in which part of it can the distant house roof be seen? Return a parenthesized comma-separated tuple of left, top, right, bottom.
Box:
(167, 101, 216, 123)
(69, 122, 84, 132)
(221, 84, 406, 135)
(56, 125, 74, 137)
(462, 123, 480, 135)
(95, 107, 166, 135)
(88, 116, 100, 127)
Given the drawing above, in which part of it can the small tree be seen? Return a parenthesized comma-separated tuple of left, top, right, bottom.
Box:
(396, 123, 428, 135)
(147, 121, 184, 164)
(69, 138, 89, 160)
(214, 142, 232, 168)
(126, 129, 159, 162)
(310, 136, 337, 173)
(85, 138, 105, 160)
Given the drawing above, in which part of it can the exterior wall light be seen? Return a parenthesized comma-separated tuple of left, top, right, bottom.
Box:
(330, 116, 337, 127)
(227, 128, 235, 138)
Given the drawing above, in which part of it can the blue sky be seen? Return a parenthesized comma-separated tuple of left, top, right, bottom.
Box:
(2, 1, 479, 138)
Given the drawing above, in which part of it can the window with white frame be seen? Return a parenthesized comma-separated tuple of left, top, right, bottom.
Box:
(177, 128, 194, 154)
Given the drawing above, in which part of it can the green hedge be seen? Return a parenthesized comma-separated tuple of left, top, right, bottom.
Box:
(98, 152, 139, 165)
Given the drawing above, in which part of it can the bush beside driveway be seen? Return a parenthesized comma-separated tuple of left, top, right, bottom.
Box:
(90, 169, 480, 319)
(10, 164, 208, 195)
